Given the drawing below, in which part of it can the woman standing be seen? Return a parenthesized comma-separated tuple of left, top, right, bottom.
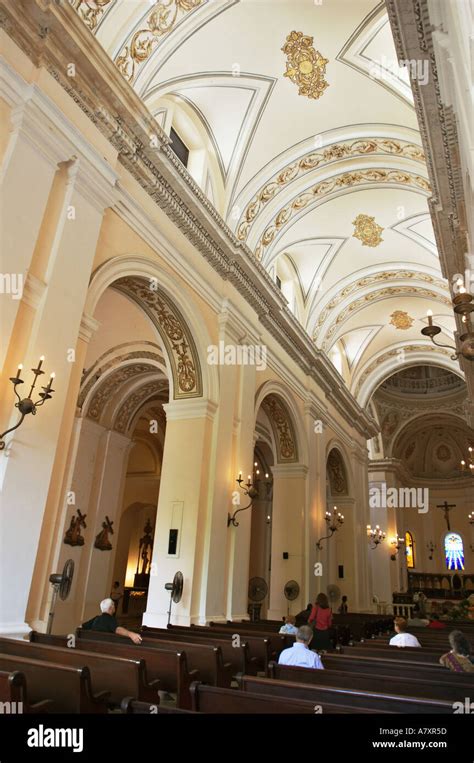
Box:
(308, 592, 333, 650)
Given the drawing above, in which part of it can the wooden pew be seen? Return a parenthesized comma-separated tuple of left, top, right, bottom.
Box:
(139, 626, 252, 676)
(143, 625, 270, 674)
(189, 681, 326, 714)
(340, 645, 441, 663)
(0, 670, 52, 714)
(166, 624, 278, 671)
(31, 632, 197, 710)
(120, 697, 196, 714)
(76, 629, 233, 689)
(239, 675, 454, 714)
(0, 655, 108, 713)
(0, 637, 159, 706)
(268, 661, 471, 703)
(322, 653, 474, 687)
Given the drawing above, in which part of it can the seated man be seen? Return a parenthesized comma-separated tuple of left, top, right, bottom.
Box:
(389, 616, 421, 647)
(81, 598, 142, 644)
(278, 625, 324, 669)
(279, 615, 298, 635)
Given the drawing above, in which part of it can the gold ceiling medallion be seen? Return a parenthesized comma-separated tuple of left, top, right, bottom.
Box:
(390, 311, 414, 330)
(352, 214, 384, 247)
(282, 31, 329, 100)
(115, 0, 203, 82)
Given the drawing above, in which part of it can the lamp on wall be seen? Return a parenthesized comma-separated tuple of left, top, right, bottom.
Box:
(421, 281, 474, 361)
(316, 505, 344, 550)
(227, 464, 272, 528)
(390, 536, 405, 561)
(367, 524, 386, 549)
(468, 512, 474, 525)
(0, 357, 56, 451)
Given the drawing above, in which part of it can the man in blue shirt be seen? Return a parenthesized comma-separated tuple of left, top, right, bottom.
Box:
(278, 625, 324, 669)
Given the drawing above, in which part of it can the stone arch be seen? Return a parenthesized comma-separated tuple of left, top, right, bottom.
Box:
(254, 382, 306, 466)
(355, 352, 462, 408)
(84, 255, 219, 404)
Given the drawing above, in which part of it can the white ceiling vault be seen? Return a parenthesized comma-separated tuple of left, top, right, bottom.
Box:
(74, 0, 461, 404)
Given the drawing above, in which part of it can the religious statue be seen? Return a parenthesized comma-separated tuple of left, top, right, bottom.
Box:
(94, 515, 114, 551)
(134, 519, 154, 587)
(64, 508, 87, 546)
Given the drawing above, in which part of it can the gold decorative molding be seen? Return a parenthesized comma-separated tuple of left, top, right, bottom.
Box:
(314, 271, 448, 339)
(112, 277, 202, 398)
(352, 214, 384, 247)
(327, 448, 348, 495)
(72, 0, 114, 32)
(236, 139, 425, 244)
(115, 0, 203, 83)
(321, 286, 449, 348)
(114, 382, 166, 434)
(389, 310, 414, 330)
(282, 31, 329, 100)
(250, 169, 430, 260)
(261, 394, 298, 462)
(86, 363, 159, 421)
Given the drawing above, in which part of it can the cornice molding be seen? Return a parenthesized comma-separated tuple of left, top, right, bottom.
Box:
(0, 0, 377, 439)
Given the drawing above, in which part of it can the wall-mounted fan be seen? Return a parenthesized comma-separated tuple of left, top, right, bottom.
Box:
(47, 559, 74, 634)
(327, 584, 341, 610)
(248, 577, 268, 622)
(284, 580, 300, 615)
(165, 571, 183, 625)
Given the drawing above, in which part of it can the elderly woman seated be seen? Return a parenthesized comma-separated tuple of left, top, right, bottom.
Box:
(439, 630, 474, 673)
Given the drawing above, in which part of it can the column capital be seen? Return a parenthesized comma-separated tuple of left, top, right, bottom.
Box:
(163, 398, 218, 422)
(22, 273, 47, 310)
(271, 463, 308, 478)
(79, 313, 101, 344)
(217, 298, 261, 345)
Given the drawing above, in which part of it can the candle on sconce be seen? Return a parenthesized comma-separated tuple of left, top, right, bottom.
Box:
(38, 356, 45, 370)
(426, 309, 433, 327)
(459, 286, 467, 294)
(47, 372, 56, 391)
(17, 363, 23, 380)
(265, 473, 269, 479)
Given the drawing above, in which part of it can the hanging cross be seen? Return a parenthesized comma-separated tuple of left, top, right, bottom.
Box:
(436, 501, 456, 532)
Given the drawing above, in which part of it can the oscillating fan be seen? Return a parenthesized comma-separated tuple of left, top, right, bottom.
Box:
(283, 580, 300, 615)
(164, 571, 183, 626)
(47, 559, 74, 634)
(248, 577, 268, 622)
(326, 584, 341, 611)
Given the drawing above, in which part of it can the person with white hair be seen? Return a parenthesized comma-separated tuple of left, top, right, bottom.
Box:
(81, 598, 142, 644)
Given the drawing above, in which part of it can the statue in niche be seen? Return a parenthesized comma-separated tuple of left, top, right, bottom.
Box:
(134, 519, 154, 587)
(94, 515, 114, 551)
(64, 508, 87, 546)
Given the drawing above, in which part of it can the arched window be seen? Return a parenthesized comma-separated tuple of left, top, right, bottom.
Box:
(444, 533, 464, 571)
(405, 531, 415, 568)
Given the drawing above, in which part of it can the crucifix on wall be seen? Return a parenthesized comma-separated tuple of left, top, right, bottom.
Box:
(436, 501, 456, 532)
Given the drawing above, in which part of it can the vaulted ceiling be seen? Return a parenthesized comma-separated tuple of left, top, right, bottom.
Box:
(73, 0, 462, 403)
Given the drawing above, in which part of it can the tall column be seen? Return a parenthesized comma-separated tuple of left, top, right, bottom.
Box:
(351, 447, 372, 612)
(143, 399, 218, 628)
(0, 106, 116, 636)
(225, 360, 257, 621)
(305, 402, 328, 603)
(267, 464, 308, 620)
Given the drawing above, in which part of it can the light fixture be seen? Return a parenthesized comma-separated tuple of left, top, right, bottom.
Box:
(0, 357, 56, 450)
(367, 524, 386, 549)
(460, 445, 474, 476)
(390, 536, 405, 561)
(468, 512, 474, 525)
(421, 284, 474, 360)
(227, 465, 272, 527)
(316, 505, 344, 550)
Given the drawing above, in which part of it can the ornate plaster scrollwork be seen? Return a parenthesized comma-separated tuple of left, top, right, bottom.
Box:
(262, 394, 297, 462)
